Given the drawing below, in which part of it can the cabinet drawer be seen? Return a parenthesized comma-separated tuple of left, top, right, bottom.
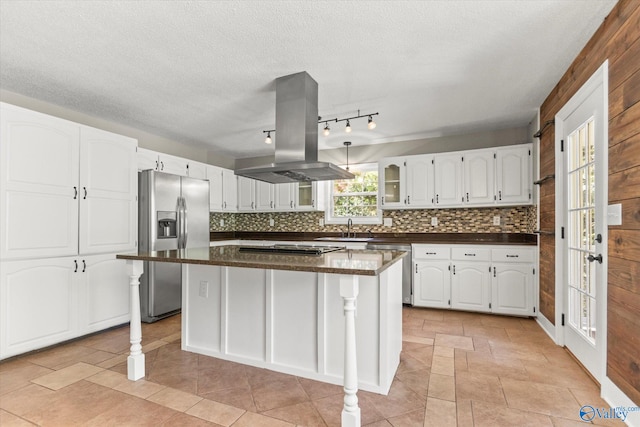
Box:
(492, 247, 535, 263)
(451, 247, 491, 261)
(412, 245, 449, 260)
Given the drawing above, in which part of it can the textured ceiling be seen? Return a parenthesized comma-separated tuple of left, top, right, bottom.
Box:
(0, 0, 617, 160)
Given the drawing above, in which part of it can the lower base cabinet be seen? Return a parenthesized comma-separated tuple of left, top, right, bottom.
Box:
(0, 253, 130, 359)
(412, 244, 536, 316)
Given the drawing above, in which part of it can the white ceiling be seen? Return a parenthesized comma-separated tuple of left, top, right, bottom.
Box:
(0, 0, 617, 160)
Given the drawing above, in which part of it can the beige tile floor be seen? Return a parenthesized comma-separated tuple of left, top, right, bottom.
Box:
(0, 307, 620, 426)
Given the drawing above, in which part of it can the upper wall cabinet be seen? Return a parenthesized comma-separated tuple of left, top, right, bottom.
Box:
(187, 161, 208, 180)
(137, 147, 189, 176)
(434, 153, 463, 206)
(496, 145, 531, 204)
(380, 143, 532, 210)
(206, 165, 238, 212)
(274, 181, 323, 211)
(0, 103, 137, 260)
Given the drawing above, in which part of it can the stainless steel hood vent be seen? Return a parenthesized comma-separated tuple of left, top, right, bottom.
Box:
(235, 72, 354, 184)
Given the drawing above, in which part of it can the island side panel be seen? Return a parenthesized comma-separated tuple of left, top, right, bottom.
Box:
(378, 260, 403, 390)
(270, 270, 318, 372)
(226, 267, 266, 361)
(182, 264, 222, 352)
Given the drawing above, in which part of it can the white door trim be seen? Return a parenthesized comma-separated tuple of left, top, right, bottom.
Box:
(554, 60, 608, 382)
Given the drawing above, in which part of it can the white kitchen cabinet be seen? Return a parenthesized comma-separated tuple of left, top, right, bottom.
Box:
(136, 147, 189, 176)
(0, 257, 78, 359)
(79, 253, 130, 334)
(379, 157, 406, 208)
(222, 169, 238, 212)
(451, 247, 491, 313)
(187, 160, 208, 180)
(496, 145, 531, 205)
(275, 183, 296, 210)
(255, 180, 274, 210)
(0, 103, 137, 260)
(137, 147, 160, 171)
(406, 155, 434, 208)
(79, 126, 137, 255)
(237, 176, 256, 211)
(434, 153, 463, 206)
(297, 181, 321, 210)
(207, 165, 224, 211)
(412, 245, 451, 308)
(491, 247, 536, 316)
(464, 149, 495, 205)
(1, 104, 80, 259)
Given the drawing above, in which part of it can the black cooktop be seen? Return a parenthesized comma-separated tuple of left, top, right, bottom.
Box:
(238, 244, 345, 256)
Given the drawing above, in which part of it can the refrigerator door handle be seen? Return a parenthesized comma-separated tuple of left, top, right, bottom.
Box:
(182, 196, 188, 248)
(177, 196, 184, 249)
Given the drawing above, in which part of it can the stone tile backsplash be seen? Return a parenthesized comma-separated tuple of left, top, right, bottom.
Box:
(210, 206, 536, 234)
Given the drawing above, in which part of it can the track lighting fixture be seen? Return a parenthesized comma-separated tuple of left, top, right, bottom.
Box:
(261, 110, 378, 141)
(367, 115, 376, 130)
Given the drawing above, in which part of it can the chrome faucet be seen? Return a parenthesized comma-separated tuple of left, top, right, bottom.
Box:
(347, 218, 353, 238)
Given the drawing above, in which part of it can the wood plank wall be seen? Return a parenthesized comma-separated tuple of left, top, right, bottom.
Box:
(538, 0, 640, 405)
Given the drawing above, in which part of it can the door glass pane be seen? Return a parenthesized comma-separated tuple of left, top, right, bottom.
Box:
(384, 164, 401, 203)
(567, 117, 596, 345)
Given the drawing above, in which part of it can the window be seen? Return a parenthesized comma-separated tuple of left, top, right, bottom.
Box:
(325, 163, 381, 224)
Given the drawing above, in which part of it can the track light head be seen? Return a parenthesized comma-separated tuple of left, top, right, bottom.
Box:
(264, 131, 272, 144)
(323, 122, 330, 136)
(345, 120, 352, 133)
(367, 115, 376, 130)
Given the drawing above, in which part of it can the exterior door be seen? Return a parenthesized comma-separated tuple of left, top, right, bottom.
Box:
(557, 61, 607, 382)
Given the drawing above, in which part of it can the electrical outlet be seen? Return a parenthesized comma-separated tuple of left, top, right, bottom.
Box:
(493, 216, 501, 226)
(319, 218, 324, 227)
(199, 281, 208, 298)
(269, 218, 275, 226)
(384, 218, 393, 227)
(219, 219, 224, 227)
(431, 217, 438, 226)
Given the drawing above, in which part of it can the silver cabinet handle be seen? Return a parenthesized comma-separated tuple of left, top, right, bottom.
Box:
(464, 253, 476, 256)
(499, 190, 502, 200)
(436, 194, 439, 203)
(83, 187, 87, 199)
(453, 265, 456, 275)
(506, 254, 519, 258)
(74, 259, 78, 273)
(82, 260, 86, 273)
(155, 160, 159, 170)
(466, 193, 469, 202)
(73, 186, 78, 199)
(415, 264, 418, 273)
(407, 195, 410, 204)
(290, 200, 293, 208)
(493, 266, 496, 277)
(223, 201, 227, 209)
(161, 161, 164, 171)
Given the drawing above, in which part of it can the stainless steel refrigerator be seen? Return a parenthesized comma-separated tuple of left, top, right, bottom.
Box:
(138, 170, 210, 323)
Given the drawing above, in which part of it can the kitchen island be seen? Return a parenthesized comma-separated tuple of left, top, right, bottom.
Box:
(117, 245, 406, 427)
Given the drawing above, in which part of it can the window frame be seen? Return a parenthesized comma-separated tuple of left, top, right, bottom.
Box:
(324, 163, 382, 225)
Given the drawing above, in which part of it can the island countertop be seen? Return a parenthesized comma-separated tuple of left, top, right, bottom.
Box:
(116, 245, 407, 276)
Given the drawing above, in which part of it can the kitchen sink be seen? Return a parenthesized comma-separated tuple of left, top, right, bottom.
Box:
(314, 237, 373, 242)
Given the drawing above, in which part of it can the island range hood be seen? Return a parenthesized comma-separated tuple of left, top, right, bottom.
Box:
(235, 72, 355, 184)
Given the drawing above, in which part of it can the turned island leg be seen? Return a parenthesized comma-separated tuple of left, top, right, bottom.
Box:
(339, 275, 361, 427)
(126, 260, 145, 381)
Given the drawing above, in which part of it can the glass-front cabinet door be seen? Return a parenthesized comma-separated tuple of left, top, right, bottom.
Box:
(297, 181, 316, 210)
(378, 157, 405, 209)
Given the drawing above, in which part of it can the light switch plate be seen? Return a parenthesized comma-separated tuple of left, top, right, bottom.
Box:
(493, 216, 501, 226)
(384, 218, 393, 227)
(431, 217, 438, 226)
(199, 281, 209, 298)
(319, 218, 324, 227)
(220, 219, 224, 227)
(608, 203, 622, 225)
(269, 218, 275, 226)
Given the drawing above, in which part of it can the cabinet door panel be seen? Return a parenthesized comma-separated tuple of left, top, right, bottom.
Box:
(158, 154, 188, 176)
(464, 150, 495, 205)
(413, 261, 450, 308)
(237, 177, 255, 211)
(222, 169, 238, 212)
(80, 254, 130, 333)
(79, 127, 137, 254)
(496, 146, 531, 204)
(1, 258, 78, 359)
(137, 147, 159, 171)
(187, 161, 208, 179)
(434, 154, 463, 206)
(207, 166, 224, 211)
(379, 158, 405, 208)
(406, 155, 433, 207)
(255, 180, 274, 211)
(492, 264, 533, 316)
(451, 262, 491, 312)
(1, 104, 80, 259)
(274, 183, 294, 210)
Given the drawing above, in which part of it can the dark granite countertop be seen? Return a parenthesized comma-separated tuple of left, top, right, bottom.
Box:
(210, 231, 537, 246)
(117, 245, 407, 276)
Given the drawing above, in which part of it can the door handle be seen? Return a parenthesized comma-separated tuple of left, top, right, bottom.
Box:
(74, 259, 78, 273)
(182, 197, 188, 248)
(595, 234, 602, 243)
(73, 186, 78, 199)
(587, 254, 603, 264)
(83, 187, 87, 199)
(82, 260, 86, 273)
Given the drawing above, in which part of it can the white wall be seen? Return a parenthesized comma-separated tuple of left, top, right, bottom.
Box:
(0, 89, 235, 169)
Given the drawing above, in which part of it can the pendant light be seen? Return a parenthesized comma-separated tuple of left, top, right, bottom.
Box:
(344, 141, 351, 171)
(323, 122, 331, 136)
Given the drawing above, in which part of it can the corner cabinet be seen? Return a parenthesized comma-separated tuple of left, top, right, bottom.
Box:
(496, 145, 532, 204)
(412, 244, 536, 317)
